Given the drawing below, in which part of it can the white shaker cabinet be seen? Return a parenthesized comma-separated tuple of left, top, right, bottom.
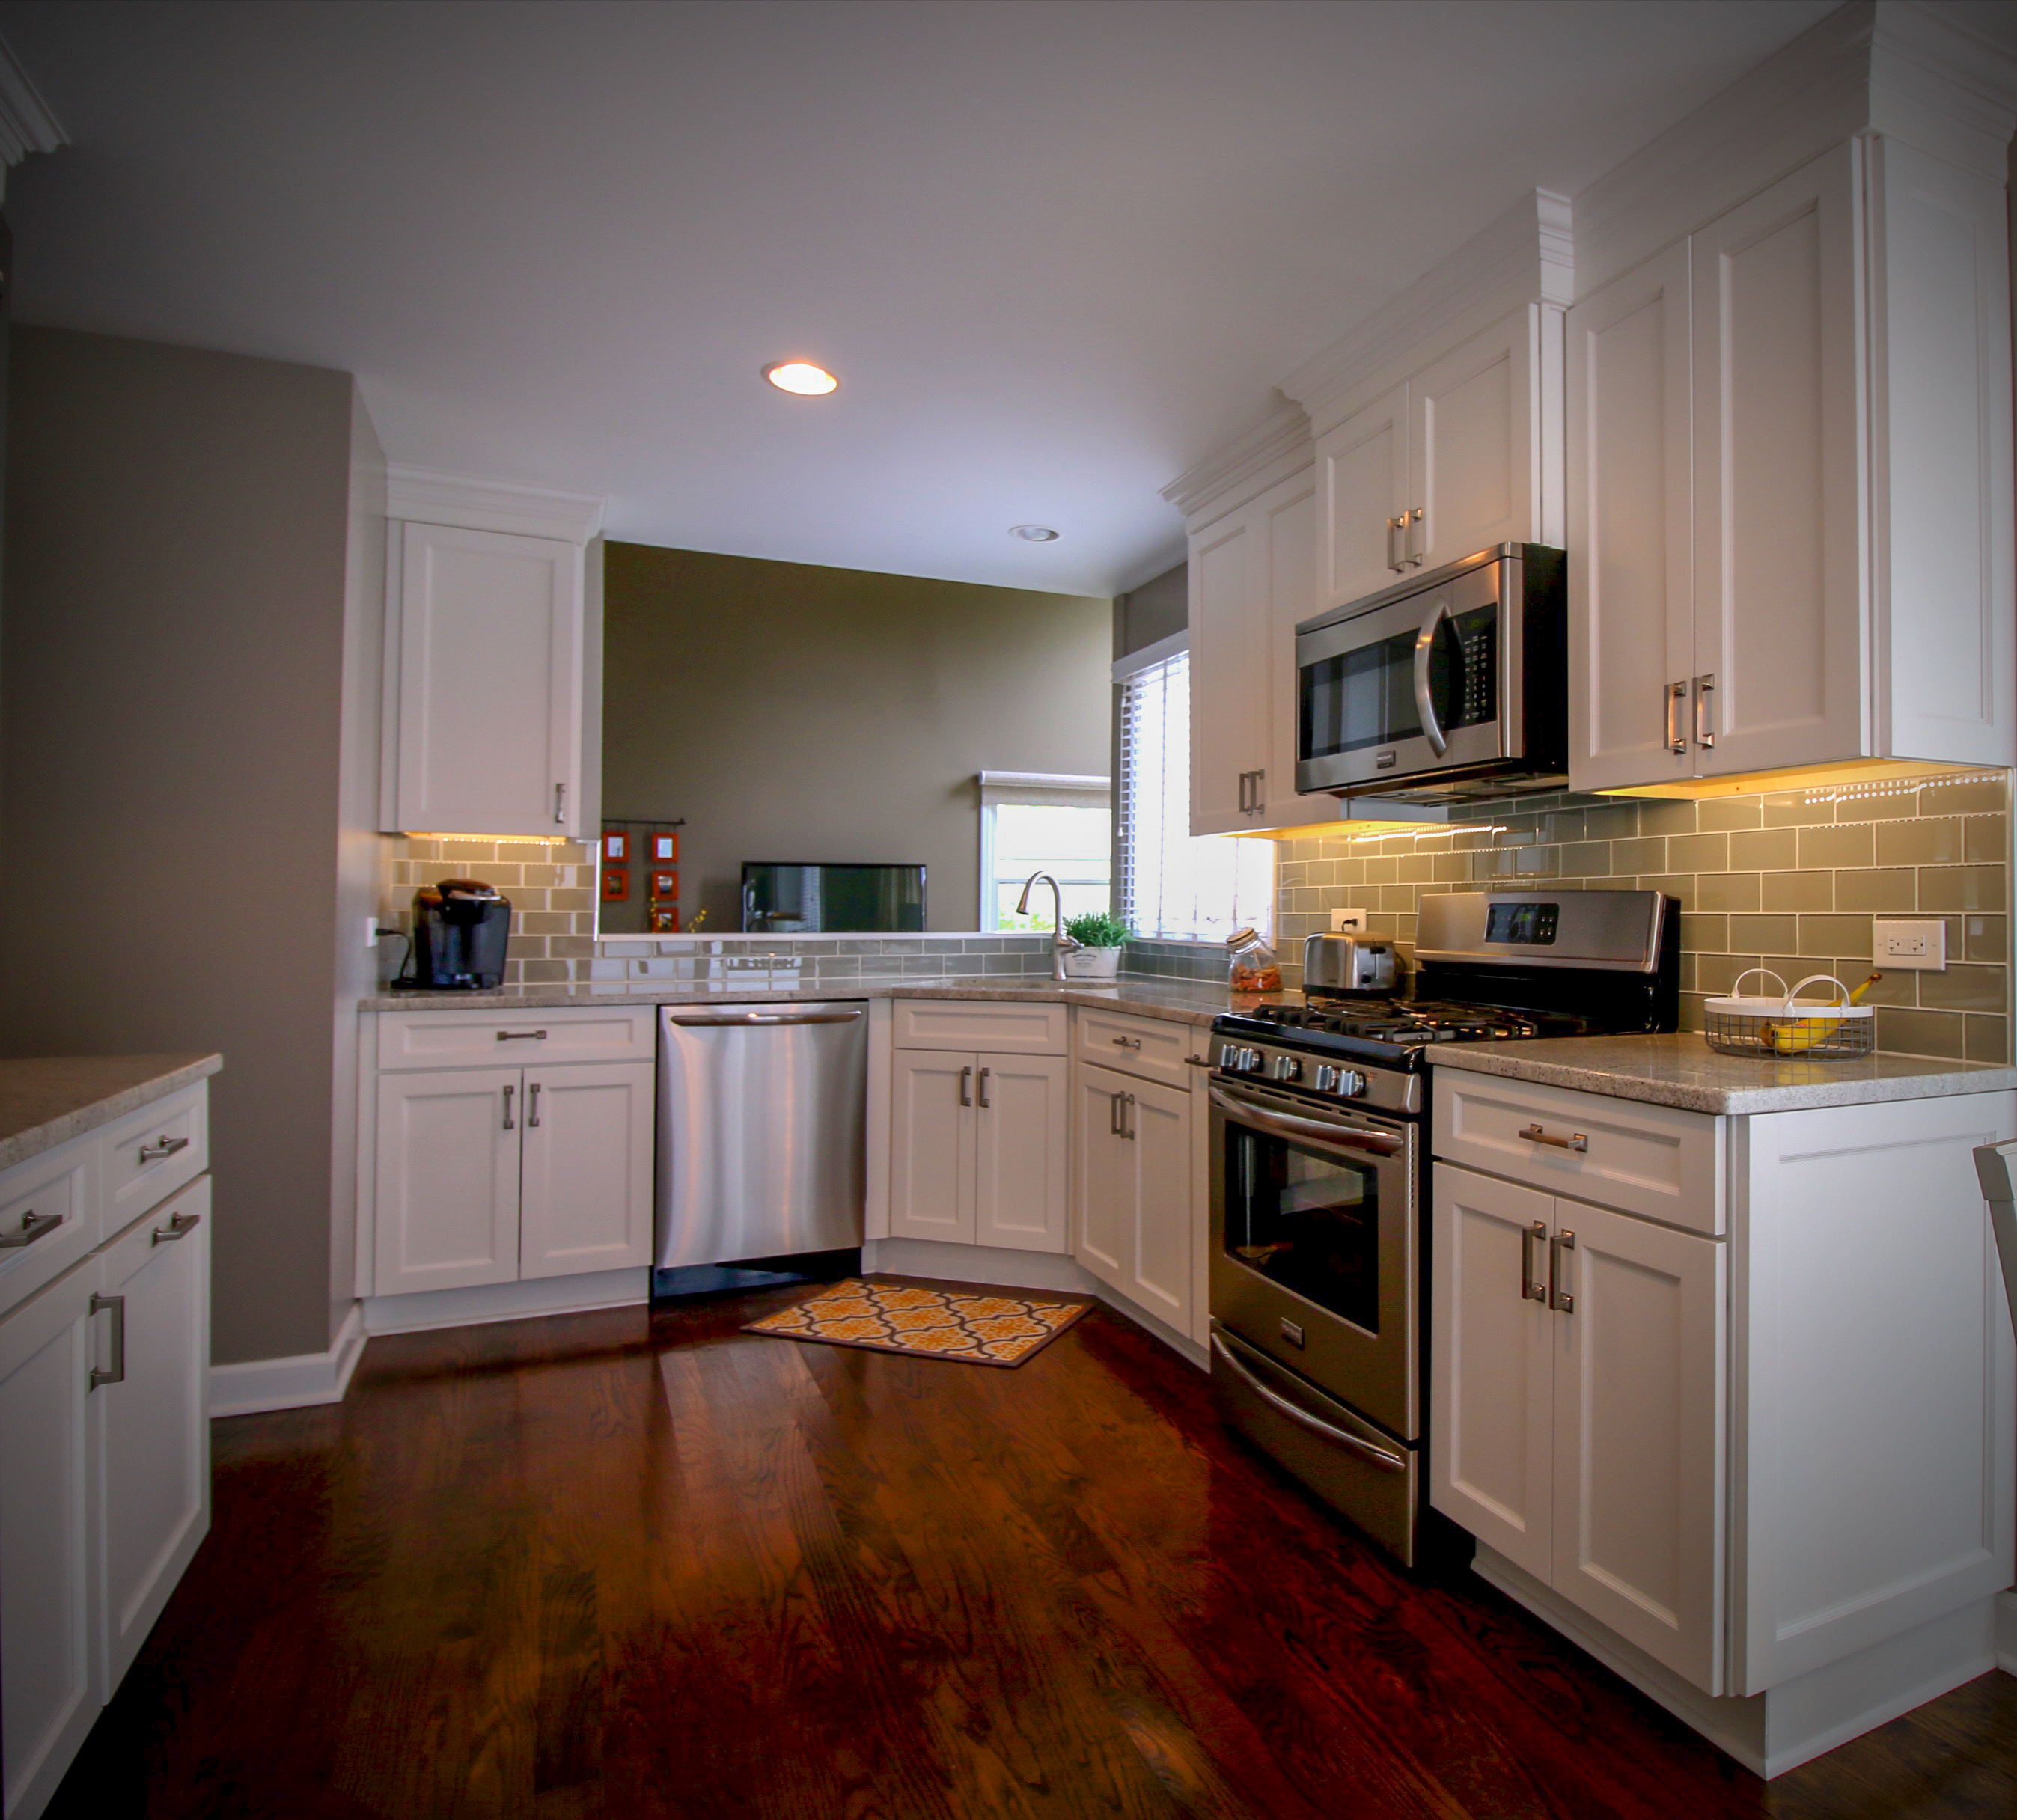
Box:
(1316, 383, 1408, 611)
(517, 1064, 656, 1280)
(1072, 1060, 1194, 1336)
(373, 1066, 525, 1295)
(888, 1048, 1069, 1254)
(1569, 138, 2014, 790)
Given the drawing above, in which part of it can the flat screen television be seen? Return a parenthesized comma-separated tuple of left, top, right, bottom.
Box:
(741, 863, 926, 933)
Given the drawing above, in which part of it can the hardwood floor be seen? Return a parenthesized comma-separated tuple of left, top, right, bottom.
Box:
(49, 1283, 2017, 1819)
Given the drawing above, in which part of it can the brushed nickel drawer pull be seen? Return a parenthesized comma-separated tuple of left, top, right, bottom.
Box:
(153, 1210, 203, 1245)
(0, 1210, 61, 1251)
(1111, 1035, 1141, 1050)
(1521, 1123, 1587, 1152)
(495, 1029, 548, 1042)
(138, 1135, 190, 1164)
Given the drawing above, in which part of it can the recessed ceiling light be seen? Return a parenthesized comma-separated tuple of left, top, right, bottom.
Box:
(1010, 524, 1060, 543)
(763, 361, 838, 396)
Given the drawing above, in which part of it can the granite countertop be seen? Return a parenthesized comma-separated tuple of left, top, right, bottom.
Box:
(1429, 1032, 2017, 1115)
(0, 1054, 223, 1173)
(361, 977, 1274, 1030)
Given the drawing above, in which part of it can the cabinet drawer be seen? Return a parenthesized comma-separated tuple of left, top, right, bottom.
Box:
(1072, 1007, 1201, 1090)
(99, 1084, 210, 1232)
(1433, 1070, 1722, 1235)
(376, 1007, 654, 1070)
(892, 999, 1067, 1055)
(0, 1133, 94, 1324)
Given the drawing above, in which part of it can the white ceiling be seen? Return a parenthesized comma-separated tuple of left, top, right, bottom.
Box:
(0, 0, 1838, 596)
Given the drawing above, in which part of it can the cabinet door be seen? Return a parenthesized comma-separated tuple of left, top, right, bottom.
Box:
(91, 1179, 211, 1694)
(1255, 468, 1324, 832)
(1071, 1066, 1132, 1289)
(972, 1054, 1069, 1254)
(1550, 1197, 1725, 1694)
(518, 1064, 653, 1279)
(1566, 241, 1697, 791)
(1429, 1163, 1554, 1582)
(1691, 143, 1864, 776)
(888, 1053, 974, 1244)
(1120, 1075, 1192, 1332)
(1316, 383, 1409, 610)
(373, 1066, 522, 1295)
(1409, 306, 1539, 572)
(391, 521, 582, 837)
(0, 1268, 96, 1820)
(1187, 510, 1265, 835)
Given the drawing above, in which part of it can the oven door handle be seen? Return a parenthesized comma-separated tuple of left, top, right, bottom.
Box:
(1209, 1332, 1409, 1474)
(1209, 1084, 1403, 1156)
(1412, 596, 1450, 757)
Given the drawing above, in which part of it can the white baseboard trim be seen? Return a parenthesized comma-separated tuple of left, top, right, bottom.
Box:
(363, 1267, 650, 1337)
(209, 1300, 366, 1417)
(1997, 1590, 2017, 1674)
(1474, 1545, 1997, 1779)
(861, 1238, 1209, 1371)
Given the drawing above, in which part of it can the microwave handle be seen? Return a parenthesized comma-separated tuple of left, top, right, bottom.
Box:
(1412, 597, 1451, 756)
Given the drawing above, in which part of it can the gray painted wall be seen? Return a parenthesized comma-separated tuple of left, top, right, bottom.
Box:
(1, 326, 382, 1365)
(601, 543, 1111, 932)
(1114, 559, 1186, 660)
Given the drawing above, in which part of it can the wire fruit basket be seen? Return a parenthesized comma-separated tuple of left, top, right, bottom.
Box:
(1703, 970, 1875, 1059)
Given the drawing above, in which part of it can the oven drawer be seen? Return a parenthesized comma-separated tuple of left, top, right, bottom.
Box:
(1072, 1008, 1197, 1089)
(1210, 1323, 1421, 1566)
(100, 1084, 210, 1232)
(1432, 1069, 1722, 1235)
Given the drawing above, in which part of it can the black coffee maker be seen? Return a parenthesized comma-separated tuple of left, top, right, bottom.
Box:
(404, 879, 511, 989)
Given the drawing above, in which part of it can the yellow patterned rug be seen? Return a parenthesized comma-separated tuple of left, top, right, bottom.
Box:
(745, 1277, 1090, 1368)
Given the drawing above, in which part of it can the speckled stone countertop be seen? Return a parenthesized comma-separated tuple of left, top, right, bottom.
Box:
(1429, 1033, 2017, 1115)
(0, 1054, 222, 1173)
(362, 977, 1275, 1029)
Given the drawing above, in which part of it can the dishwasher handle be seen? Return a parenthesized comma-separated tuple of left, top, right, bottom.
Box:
(667, 1010, 865, 1027)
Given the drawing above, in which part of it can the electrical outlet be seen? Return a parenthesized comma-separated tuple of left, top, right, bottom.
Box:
(1331, 908, 1368, 933)
(365, 916, 380, 951)
(1874, 918, 1946, 971)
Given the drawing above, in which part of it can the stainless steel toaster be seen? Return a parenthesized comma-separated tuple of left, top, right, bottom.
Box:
(1303, 932, 1399, 996)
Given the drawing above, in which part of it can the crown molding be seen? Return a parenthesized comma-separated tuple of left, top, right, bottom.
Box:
(1159, 397, 1311, 522)
(0, 34, 64, 168)
(1279, 188, 1572, 437)
(1868, 1, 2017, 177)
(385, 464, 605, 544)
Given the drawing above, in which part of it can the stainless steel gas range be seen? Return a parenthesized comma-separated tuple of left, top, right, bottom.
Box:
(1206, 889, 1679, 1566)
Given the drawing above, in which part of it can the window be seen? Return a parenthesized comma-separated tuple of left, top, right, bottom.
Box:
(977, 772, 1111, 930)
(1117, 641, 1273, 941)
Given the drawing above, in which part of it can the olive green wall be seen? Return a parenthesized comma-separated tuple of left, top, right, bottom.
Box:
(601, 543, 1111, 932)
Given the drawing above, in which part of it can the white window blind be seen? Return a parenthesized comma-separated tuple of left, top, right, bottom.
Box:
(1118, 649, 1273, 941)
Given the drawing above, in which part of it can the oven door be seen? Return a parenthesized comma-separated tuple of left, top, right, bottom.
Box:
(1296, 552, 1516, 794)
(1208, 1078, 1418, 1441)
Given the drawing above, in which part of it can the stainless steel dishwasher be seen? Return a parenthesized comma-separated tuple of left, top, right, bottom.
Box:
(654, 1001, 868, 1272)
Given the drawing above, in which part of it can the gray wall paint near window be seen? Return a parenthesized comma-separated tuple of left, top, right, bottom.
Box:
(0, 326, 383, 1367)
(600, 543, 1111, 933)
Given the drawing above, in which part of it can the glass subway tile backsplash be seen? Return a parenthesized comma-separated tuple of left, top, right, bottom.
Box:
(1266, 771, 2011, 1063)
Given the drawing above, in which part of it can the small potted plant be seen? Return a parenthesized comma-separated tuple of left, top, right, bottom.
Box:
(1060, 911, 1132, 981)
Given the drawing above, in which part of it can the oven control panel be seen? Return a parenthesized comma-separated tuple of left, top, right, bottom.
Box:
(1212, 1038, 1416, 1115)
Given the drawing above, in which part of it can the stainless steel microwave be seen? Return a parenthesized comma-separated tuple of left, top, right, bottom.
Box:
(1295, 544, 1566, 800)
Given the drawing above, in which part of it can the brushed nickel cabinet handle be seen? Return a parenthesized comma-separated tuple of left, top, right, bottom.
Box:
(958, 1066, 973, 1108)
(553, 782, 567, 825)
(502, 1084, 516, 1131)
(526, 1082, 542, 1129)
(976, 1067, 990, 1111)
(138, 1135, 190, 1164)
(0, 1210, 61, 1251)
(1548, 1228, 1576, 1313)
(1109, 1091, 1123, 1136)
(1405, 505, 1425, 567)
(1522, 1220, 1548, 1302)
(1666, 680, 1689, 754)
(1121, 1093, 1138, 1140)
(1521, 1123, 1587, 1152)
(89, 1292, 125, 1390)
(152, 1210, 202, 1245)
(1694, 673, 1716, 748)
(1386, 514, 1406, 573)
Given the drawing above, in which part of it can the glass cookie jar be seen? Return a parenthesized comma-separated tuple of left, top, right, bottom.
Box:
(1227, 927, 1281, 995)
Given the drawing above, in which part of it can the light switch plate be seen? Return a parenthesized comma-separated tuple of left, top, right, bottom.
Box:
(1331, 908, 1368, 932)
(1874, 918, 1945, 970)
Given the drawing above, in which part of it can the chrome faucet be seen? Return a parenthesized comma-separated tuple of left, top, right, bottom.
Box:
(1015, 871, 1078, 981)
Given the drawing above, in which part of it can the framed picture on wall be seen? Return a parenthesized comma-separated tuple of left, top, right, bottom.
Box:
(602, 831, 628, 864)
(602, 866, 630, 902)
(649, 869, 678, 901)
(649, 906, 680, 933)
(650, 831, 678, 864)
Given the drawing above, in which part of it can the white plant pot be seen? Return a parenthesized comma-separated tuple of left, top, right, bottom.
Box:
(1061, 945, 1123, 981)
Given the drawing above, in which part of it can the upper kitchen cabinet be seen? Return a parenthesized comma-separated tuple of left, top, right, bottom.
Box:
(1566, 8, 2016, 792)
(1290, 190, 1572, 623)
(379, 467, 605, 838)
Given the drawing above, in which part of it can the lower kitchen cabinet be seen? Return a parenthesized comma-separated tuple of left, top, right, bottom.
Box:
(373, 1057, 653, 1295)
(1432, 1161, 1724, 1690)
(888, 1049, 1068, 1253)
(1072, 1062, 1194, 1334)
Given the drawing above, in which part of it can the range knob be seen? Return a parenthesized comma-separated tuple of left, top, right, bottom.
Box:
(1313, 1063, 1340, 1093)
(1237, 1047, 1265, 1072)
(1271, 1054, 1302, 1083)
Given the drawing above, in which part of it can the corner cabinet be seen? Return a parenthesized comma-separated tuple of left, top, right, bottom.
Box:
(377, 468, 605, 838)
(1569, 138, 2015, 790)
